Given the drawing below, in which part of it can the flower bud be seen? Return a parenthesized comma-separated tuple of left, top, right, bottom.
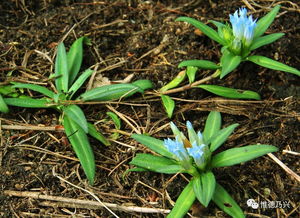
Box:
(165, 122, 211, 172)
(221, 25, 233, 43)
(229, 8, 257, 54)
(187, 142, 211, 171)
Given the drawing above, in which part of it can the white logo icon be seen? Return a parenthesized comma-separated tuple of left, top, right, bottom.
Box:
(247, 199, 259, 209)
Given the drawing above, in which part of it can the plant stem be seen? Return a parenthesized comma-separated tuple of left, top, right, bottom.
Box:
(161, 69, 220, 95)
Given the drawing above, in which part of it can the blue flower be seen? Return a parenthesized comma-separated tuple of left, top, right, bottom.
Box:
(186, 121, 204, 146)
(187, 142, 206, 169)
(170, 121, 187, 143)
(229, 8, 257, 48)
(163, 137, 190, 162)
(165, 121, 211, 171)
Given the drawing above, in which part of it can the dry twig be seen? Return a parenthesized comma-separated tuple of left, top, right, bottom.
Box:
(268, 153, 300, 183)
(3, 190, 170, 214)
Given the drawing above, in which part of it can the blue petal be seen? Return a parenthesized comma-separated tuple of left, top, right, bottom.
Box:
(229, 7, 257, 47)
(239, 8, 247, 18)
(197, 131, 203, 141)
(163, 137, 189, 162)
(187, 144, 206, 167)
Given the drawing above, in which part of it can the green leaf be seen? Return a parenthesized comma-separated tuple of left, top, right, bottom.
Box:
(63, 114, 95, 184)
(125, 167, 149, 173)
(131, 79, 153, 91)
(131, 134, 174, 159)
(68, 69, 93, 98)
(211, 144, 278, 168)
(167, 181, 196, 218)
(254, 5, 281, 38)
(160, 70, 186, 92)
(161, 95, 175, 118)
(186, 66, 198, 83)
(63, 105, 88, 133)
(203, 111, 221, 143)
(247, 55, 300, 76)
(0, 85, 16, 96)
(193, 171, 216, 207)
(220, 50, 241, 78)
(87, 122, 110, 146)
(12, 83, 55, 98)
(79, 83, 144, 101)
(55, 42, 69, 93)
(107, 111, 121, 129)
(212, 183, 245, 218)
(129, 153, 183, 174)
(210, 124, 239, 152)
(198, 85, 261, 100)
(53, 93, 66, 103)
(250, 33, 284, 51)
(4, 97, 50, 108)
(0, 94, 9, 113)
(209, 20, 226, 30)
(67, 37, 90, 84)
(176, 17, 226, 45)
(178, 60, 220, 70)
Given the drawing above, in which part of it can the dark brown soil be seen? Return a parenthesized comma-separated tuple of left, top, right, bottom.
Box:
(0, 0, 299, 217)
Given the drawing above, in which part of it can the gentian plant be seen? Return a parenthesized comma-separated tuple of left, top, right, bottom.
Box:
(159, 5, 300, 118)
(129, 111, 278, 217)
(1, 37, 153, 184)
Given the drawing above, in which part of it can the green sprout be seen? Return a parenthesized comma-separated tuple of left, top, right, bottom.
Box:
(129, 111, 278, 217)
(2, 37, 153, 184)
(159, 6, 300, 118)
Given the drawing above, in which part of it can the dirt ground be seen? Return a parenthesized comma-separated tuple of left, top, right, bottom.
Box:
(0, 0, 299, 217)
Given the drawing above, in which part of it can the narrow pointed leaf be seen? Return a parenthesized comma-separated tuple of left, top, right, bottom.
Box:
(209, 20, 226, 29)
(178, 60, 220, 70)
(12, 83, 55, 98)
(203, 111, 221, 143)
(132, 79, 153, 91)
(161, 95, 175, 118)
(254, 5, 281, 38)
(55, 42, 69, 93)
(220, 50, 241, 78)
(198, 85, 261, 100)
(0, 94, 9, 113)
(211, 144, 278, 168)
(79, 83, 144, 101)
(67, 37, 90, 84)
(160, 70, 186, 92)
(167, 181, 196, 218)
(63, 105, 88, 133)
(193, 172, 216, 207)
(63, 115, 95, 184)
(125, 167, 149, 173)
(107, 112, 121, 129)
(212, 183, 245, 218)
(131, 134, 174, 159)
(247, 55, 300, 76)
(4, 97, 50, 108)
(210, 124, 239, 152)
(87, 122, 110, 146)
(176, 17, 226, 45)
(186, 66, 198, 83)
(250, 33, 284, 51)
(209, 20, 228, 41)
(68, 69, 93, 98)
(129, 153, 183, 174)
(0, 85, 16, 96)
